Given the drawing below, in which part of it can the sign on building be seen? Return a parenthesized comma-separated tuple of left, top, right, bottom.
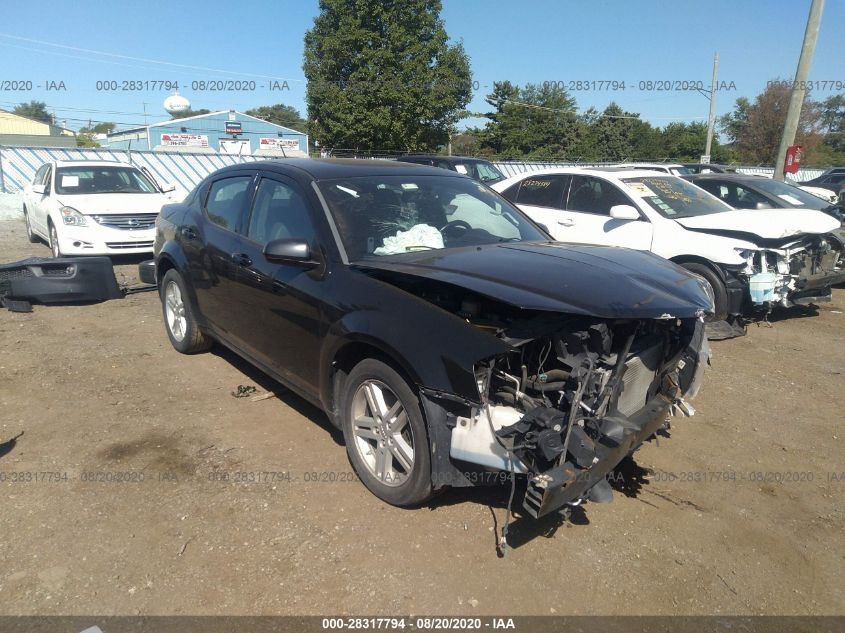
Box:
(259, 137, 300, 151)
(160, 133, 209, 148)
(225, 121, 242, 135)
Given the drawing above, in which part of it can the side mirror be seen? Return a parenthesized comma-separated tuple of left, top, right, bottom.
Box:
(32, 184, 46, 195)
(609, 204, 640, 221)
(536, 222, 551, 236)
(161, 182, 177, 193)
(263, 239, 318, 267)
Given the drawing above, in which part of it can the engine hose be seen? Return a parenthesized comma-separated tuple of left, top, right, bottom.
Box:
(525, 380, 567, 392)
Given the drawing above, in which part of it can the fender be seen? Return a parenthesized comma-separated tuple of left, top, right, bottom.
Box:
(652, 219, 757, 266)
(317, 275, 512, 410)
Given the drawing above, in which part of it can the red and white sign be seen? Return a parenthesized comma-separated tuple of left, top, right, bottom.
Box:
(160, 133, 209, 148)
(259, 137, 300, 151)
(784, 144, 804, 174)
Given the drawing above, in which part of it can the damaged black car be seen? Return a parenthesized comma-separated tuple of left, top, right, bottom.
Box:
(141, 159, 714, 518)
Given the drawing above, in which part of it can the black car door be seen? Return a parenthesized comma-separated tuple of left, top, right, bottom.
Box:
(226, 173, 325, 394)
(186, 172, 257, 334)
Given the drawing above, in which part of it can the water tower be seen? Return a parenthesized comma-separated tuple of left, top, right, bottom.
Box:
(163, 91, 191, 115)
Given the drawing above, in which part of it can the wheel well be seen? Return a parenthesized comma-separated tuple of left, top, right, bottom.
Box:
(669, 255, 725, 282)
(328, 342, 419, 428)
(156, 257, 176, 285)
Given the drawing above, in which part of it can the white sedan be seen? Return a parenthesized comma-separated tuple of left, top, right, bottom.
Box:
(21, 160, 175, 257)
(492, 167, 843, 320)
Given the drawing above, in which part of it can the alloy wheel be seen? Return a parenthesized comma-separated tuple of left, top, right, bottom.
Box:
(350, 380, 415, 487)
(164, 280, 187, 342)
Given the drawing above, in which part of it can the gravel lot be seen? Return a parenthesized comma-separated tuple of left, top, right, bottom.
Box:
(0, 207, 843, 616)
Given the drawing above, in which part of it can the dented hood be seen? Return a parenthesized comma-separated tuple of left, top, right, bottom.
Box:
(675, 208, 839, 240)
(354, 242, 713, 319)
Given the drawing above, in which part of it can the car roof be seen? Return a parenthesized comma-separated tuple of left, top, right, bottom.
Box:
(498, 166, 670, 181)
(685, 173, 768, 183)
(617, 162, 684, 169)
(211, 158, 464, 180)
(51, 160, 136, 168)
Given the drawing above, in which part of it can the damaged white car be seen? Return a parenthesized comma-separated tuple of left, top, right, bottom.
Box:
(494, 167, 845, 331)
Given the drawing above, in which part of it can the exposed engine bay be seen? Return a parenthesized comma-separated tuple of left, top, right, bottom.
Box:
(367, 270, 710, 519)
(736, 233, 845, 308)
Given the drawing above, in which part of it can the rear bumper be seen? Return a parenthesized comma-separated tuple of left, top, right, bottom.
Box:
(138, 259, 156, 285)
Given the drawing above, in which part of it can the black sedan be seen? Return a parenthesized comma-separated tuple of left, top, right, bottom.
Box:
(395, 155, 505, 184)
(140, 159, 712, 519)
(685, 172, 844, 221)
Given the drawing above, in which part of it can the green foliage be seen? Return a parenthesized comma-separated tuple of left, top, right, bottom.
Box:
(12, 100, 54, 124)
(79, 122, 116, 135)
(76, 134, 100, 148)
(245, 104, 306, 131)
(303, 0, 472, 152)
(170, 108, 211, 120)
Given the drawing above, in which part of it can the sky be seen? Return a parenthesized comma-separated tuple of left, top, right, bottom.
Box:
(1, 0, 843, 136)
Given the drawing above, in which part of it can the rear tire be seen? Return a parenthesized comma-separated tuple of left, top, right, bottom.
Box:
(24, 207, 38, 243)
(680, 262, 728, 321)
(340, 359, 432, 507)
(160, 269, 211, 354)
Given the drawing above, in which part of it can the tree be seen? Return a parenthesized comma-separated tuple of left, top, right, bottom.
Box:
(13, 101, 54, 124)
(575, 103, 645, 161)
(477, 82, 579, 159)
(727, 81, 821, 164)
(303, 0, 472, 152)
(245, 104, 306, 131)
(718, 96, 750, 145)
(170, 108, 211, 120)
(79, 121, 116, 135)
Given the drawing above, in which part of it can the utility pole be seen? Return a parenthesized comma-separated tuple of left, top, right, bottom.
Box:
(774, 0, 825, 181)
(704, 51, 719, 161)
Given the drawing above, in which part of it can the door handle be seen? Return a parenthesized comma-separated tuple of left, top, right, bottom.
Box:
(558, 219, 575, 227)
(231, 253, 252, 267)
(181, 227, 197, 240)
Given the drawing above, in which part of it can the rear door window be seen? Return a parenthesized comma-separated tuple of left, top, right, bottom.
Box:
(515, 175, 569, 209)
(204, 176, 253, 233)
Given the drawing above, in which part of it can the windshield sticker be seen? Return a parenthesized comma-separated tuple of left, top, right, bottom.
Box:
(627, 182, 656, 197)
(777, 194, 804, 206)
(454, 164, 468, 174)
(61, 175, 80, 188)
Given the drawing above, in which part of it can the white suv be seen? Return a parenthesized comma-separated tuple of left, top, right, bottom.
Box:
(493, 167, 844, 320)
(21, 160, 175, 257)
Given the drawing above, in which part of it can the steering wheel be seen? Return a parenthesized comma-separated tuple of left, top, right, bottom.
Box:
(440, 219, 472, 238)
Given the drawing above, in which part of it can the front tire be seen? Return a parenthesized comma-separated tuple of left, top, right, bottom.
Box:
(341, 359, 432, 507)
(160, 269, 211, 354)
(680, 262, 728, 321)
(49, 222, 62, 257)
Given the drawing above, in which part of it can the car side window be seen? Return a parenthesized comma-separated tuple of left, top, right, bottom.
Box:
(246, 178, 316, 246)
(733, 184, 770, 209)
(43, 166, 52, 193)
(515, 175, 569, 209)
(204, 176, 253, 232)
(695, 180, 728, 201)
(500, 181, 521, 202)
(566, 175, 630, 215)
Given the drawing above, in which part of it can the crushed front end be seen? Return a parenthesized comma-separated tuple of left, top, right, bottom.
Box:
(736, 233, 845, 311)
(447, 315, 709, 518)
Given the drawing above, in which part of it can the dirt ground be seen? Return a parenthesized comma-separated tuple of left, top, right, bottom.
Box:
(0, 212, 843, 617)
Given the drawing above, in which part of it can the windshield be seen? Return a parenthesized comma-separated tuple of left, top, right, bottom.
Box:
(318, 175, 546, 260)
(55, 166, 159, 195)
(622, 176, 731, 219)
(452, 161, 504, 183)
(754, 179, 831, 210)
(669, 166, 692, 176)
